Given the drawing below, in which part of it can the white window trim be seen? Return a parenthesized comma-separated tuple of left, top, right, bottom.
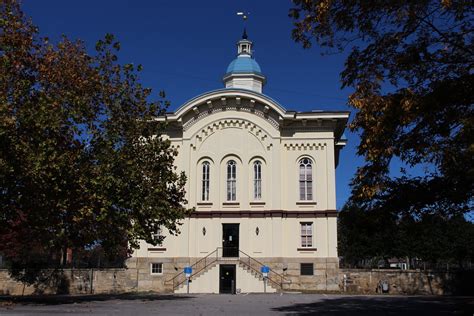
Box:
(201, 161, 210, 201)
(253, 160, 262, 200)
(298, 158, 314, 201)
(226, 160, 237, 201)
(300, 222, 313, 248)
(150, 262, 163, 275)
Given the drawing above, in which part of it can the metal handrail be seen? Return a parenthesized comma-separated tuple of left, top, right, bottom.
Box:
(238, 249, 291, 288)
(166, 248, 219, 289)
(172, 256, 219, 290)
(237, 256, 282, 289)
(166, 247, 291, 291)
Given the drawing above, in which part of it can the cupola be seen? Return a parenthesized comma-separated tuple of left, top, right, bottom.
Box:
(223, 29, 266, 93)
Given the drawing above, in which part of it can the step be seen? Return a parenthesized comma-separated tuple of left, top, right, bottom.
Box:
(173, 260, 279, 293)
(175, 261, 219, 290)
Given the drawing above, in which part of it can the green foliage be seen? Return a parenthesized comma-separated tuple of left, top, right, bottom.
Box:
(290, 0, 473, 216)
(0, 0, 189, 283)
(339, 201, 474, 267)
(338, 202, 399, 266)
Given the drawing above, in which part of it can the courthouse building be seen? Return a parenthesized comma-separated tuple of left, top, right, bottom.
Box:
(130, 31, 349, 293)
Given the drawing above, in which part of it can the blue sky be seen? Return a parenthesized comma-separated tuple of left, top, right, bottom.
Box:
(23, 0, 364, 208)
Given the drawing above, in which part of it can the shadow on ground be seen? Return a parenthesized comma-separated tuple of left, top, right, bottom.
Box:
(272, 295, 474, 315)
(0, 293, 193, 306)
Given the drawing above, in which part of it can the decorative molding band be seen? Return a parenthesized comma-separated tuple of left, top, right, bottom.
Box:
(188, 210, 338, 218)
(283, 143, 326, 150)
(182, 102, 280, 131)
(192, 118, 272, 151)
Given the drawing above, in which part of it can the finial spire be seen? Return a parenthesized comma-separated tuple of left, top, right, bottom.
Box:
(242, 27, 248, 39)
(224, 12, 266, 93)
(237, 11, 250, 39)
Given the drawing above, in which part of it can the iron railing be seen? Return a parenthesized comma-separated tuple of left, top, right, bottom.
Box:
(165, 247, 291, 291)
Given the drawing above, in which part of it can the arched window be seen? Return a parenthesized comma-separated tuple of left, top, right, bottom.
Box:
(299, 158, 313, 200)
(253, 160, 262, 200)
(226, 160, 237, 201)
(201, 161, 210, 201)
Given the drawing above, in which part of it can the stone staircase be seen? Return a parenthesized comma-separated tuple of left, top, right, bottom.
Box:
(237, 261, 279, 292)
(166, 248, 290, 293)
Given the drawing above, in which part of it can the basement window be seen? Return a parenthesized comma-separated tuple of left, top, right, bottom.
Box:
(300, 263, 314, 276)
(150, 262, 163, 275)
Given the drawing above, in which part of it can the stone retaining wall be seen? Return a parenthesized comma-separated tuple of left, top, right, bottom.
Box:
(258, 257, 339, 292)
(1, 266, 472, 295)
(0, 269, 140, 296)
(339, 269, 474, 295)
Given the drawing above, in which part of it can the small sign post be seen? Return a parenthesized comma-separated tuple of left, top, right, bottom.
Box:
(184, 266, 192, 294)
(261, 266, 270, 293)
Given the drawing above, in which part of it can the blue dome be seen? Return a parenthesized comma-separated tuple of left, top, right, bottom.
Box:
(226, 56, 262, 75)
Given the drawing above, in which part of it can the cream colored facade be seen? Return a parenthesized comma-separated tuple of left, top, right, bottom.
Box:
(130, 32, 349, 293)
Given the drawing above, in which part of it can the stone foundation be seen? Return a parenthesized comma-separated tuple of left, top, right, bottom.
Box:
(1, 265, 471, 295)
(254, 257, 340, 291)
(0, 257, 340, 295)
(129, 256, 340, 292)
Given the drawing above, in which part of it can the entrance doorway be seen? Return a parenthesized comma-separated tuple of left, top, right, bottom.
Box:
(219, 264, 236, 294)
(222, 224, 239, 257)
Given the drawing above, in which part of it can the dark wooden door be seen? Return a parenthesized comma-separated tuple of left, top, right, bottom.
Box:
(219, 264, 236, 294)
(222, 224, 239, 257)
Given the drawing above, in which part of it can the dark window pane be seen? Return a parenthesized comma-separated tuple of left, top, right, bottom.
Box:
(300, 263, 313, 276)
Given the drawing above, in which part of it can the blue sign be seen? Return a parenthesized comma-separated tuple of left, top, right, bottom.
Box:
(184, 266, 192, 274)
(261, 266, 270, 273)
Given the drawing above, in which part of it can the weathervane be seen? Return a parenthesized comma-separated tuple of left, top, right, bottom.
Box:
(237, 11, 250, 39)
(236, 11, 249, 21)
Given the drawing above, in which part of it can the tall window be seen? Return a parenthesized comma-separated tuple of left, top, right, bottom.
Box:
(300, 222, 313, 248)
(202, 162, 210, 201)
(253, 160, 262, 200)
(299, 158, 313, 200)
(226, 160, 237, 201)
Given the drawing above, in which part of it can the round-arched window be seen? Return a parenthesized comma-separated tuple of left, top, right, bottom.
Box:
(226, 160, 237, 201)
(253, 161, 262, 200)
(201, 161, 210, 201)
(299, 158, 313, 200)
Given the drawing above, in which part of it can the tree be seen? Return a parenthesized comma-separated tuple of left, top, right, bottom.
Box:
(338, 201, 399, 267)
(338, 201, 474, 268)
(0, 0, 189, 284)
(290, 0, 473, 217)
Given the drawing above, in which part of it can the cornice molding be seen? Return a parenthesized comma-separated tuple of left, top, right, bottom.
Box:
(188, 210, 338, 218)
(183, 104, 280, 132)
